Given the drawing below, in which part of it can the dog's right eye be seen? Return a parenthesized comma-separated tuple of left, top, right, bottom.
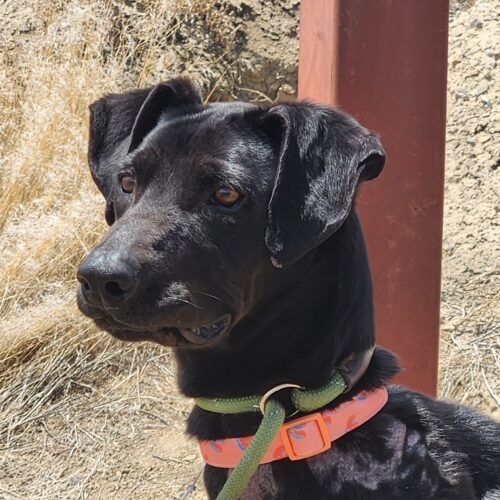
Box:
(211, 186, 243, 208)
(120, 174, 136, 194)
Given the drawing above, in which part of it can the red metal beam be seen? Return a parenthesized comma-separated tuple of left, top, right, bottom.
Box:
(298, 0, 449, 396)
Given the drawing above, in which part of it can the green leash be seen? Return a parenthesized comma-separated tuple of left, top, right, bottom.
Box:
(195, 370, 347, 500)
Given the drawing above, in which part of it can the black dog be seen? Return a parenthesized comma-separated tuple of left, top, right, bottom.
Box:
(77, 78, 500, 499)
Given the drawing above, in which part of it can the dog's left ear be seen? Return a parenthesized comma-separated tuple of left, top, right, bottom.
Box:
(263, 103, 386, 268)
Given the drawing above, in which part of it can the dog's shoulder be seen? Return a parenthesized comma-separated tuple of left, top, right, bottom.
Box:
(298, 387, 499, 499)
(383, 385, 500, 498)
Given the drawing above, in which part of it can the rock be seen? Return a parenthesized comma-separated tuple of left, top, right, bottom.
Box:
(462, 178, 476, 188)
(484, 48, 499, 59)
(466, 68, 480, 78)
(479, 95, 492, 108)
(475, 82, 489, 95)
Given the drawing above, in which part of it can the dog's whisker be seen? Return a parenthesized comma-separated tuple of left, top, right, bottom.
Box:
(190, 289, 223, 302)
(174, 298, 205, 310)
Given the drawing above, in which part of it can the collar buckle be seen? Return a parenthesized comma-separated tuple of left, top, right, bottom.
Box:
(280, 412, 331, 461)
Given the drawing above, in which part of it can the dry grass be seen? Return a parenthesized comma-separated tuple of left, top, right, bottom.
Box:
(439, 283, 500, 413)
(0, 0, 498, 497)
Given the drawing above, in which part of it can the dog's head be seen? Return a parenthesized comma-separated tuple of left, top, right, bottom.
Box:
(77, 78, 385, 348)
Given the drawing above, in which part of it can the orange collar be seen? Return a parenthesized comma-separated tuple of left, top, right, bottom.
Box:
(199, 386, 388, 468)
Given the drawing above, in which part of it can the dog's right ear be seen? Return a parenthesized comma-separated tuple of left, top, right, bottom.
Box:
(87, 78, 202, 224)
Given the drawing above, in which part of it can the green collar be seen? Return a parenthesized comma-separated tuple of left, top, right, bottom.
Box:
(195, 369, 347, 415)
(194, 346, 375, 415)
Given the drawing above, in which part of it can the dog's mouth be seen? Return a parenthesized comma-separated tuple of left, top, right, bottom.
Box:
(177, 315, 231, 345)
(88, 310, 231, 348)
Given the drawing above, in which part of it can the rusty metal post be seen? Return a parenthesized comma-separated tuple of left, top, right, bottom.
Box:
(298, 0, 449, 396)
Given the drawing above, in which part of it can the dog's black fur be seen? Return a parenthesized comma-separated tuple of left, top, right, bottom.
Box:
(77, 79, 500, 499)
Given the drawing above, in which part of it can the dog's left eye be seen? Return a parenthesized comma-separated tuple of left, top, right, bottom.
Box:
(211, 186, 243, 207)
(120, 174, 136, 194)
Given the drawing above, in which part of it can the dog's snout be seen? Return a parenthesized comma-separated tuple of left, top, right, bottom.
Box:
(77, 250, 138, 307)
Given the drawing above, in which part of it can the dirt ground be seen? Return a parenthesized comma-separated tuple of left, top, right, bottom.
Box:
(439, 0, 499, 414)
(0, 0, 498, 498)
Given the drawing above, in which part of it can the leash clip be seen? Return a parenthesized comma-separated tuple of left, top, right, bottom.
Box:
(259, 383, 303, 415)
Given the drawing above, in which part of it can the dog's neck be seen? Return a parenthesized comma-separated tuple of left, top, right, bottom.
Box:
(174, 211, 396, 400)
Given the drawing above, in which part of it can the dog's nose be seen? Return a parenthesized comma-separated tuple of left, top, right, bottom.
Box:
(77, 250, 138, 307)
